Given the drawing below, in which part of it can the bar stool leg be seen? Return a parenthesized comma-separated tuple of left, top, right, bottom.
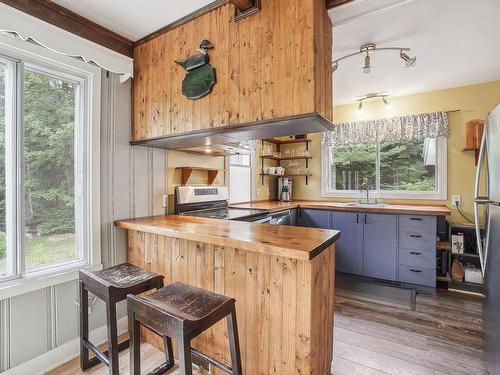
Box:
(164, 336, 174, 368)
(227, 305, 243, 375)
(106, 302, 119, 375)
(178, 336, 193, 375)
(79, 281, 91, 370)
(128, 309, 141, 375)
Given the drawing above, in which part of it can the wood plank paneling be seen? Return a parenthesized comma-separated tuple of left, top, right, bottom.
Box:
(127, 230, 335, 374)
(131, 0, 333, 141)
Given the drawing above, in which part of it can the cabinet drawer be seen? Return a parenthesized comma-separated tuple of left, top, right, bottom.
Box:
(399, 231, 435, 252)
(399, 215, 436, 234)
(399, 247, 436, 269)
(398, 265, 436, 287)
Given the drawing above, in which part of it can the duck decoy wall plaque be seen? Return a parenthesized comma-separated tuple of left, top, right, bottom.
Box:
(175, 40, 217, 100)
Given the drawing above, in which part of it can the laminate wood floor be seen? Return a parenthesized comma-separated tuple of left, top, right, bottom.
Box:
(47, 291, 487, 375)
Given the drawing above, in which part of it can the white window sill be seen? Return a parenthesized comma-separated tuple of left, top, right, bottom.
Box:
(321, 191, 447, 200)
(0, 262, 103, 300)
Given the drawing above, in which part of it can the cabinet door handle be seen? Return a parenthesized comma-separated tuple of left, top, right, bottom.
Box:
(364, 214, 368, 224)
(410, 269, 422, 273)
(410, 234, 422, 238)
(356, 214, 359, 224)
(409, 251, 422, 255)
(410, 217, 423, 221)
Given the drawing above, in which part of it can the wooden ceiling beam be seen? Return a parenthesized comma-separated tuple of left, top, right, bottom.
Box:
(0, 0, 134, 57)
(326, 0, 355, 9)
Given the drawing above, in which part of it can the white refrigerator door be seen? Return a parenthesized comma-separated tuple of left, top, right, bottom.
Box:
(487, 105, 500, 203)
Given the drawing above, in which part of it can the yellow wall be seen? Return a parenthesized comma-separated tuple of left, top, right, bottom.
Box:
(166, 151, 225, 211)
(292, 80, 500, 222)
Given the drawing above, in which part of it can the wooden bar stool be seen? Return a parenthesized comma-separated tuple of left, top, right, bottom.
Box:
(127, 282, 242, 375)
(79, 263, 174, 375)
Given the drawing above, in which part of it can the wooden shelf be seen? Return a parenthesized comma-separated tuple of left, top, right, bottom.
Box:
(260, 155, 312, 161)
(260, 173, 312, 185)
(260, 173, 312, 177)
(263, 138, 312, 145)
(436, 273, 451, 282)
(437, 241, 451, 251)
(175, 166, 225, 186)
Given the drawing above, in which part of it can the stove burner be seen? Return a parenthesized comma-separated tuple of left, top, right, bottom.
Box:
(185, 208, 269, 221)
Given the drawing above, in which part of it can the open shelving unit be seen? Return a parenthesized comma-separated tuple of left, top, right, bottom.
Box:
(175, 166, 225, 186)
(260, 137, 312, 185)
(436, 221, 485, 294)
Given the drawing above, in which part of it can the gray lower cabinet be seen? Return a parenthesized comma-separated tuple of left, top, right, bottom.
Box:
(397, 214, 437, 287)
(333, 212, 364, 275)
(296, 209, 437, 288)
(298, 208, 332, 228)
(362, 213, 398, 281)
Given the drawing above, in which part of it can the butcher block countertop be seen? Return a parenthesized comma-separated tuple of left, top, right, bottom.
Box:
(230, 200, 452, 216)
(115, 215, 340, 261)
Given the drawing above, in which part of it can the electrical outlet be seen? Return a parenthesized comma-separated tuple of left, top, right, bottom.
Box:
(162, 194, 168, 208)
(452, 195, 461, 206)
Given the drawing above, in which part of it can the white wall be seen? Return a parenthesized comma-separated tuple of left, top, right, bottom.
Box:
(0, 71, 167, 373)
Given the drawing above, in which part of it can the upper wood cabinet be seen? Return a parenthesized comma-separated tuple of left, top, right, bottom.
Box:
(132, 0, 333, 141)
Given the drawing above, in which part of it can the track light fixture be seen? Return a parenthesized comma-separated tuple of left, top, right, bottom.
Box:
(332, 43, 417, 74)
(357, 100, 363, 113)
(356, 93, 391, 113)
(400, 50, 417, 68)
(362, 52, 372, 74)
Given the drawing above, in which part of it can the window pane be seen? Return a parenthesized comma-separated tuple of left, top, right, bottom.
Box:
(24, 68, 78, 270)
(0, 63, 7, 277)
(380, 138, 436, 191)
(328, 144, 376, 190)
(229, 154, 251, 166)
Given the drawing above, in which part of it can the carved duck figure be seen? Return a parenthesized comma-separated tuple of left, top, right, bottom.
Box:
(175, 39, 214, 71)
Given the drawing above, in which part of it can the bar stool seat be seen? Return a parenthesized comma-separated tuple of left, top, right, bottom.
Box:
(128, 282, 242, 375)
(79, 263, 173, 375)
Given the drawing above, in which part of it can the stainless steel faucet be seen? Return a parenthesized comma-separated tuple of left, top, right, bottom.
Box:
(360, 177, 370, 202)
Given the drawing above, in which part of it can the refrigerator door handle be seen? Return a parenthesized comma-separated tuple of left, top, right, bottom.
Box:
(474, 121, 488, 276)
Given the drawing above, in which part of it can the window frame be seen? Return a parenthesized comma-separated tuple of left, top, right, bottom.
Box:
(321, 137, 447, 200)
(0, 39, 102, 292)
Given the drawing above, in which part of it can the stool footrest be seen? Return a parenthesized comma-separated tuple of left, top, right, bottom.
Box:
(146, 359, 175, 375)
(83, 340, 109, 367)
(191, 347, 233, 374)
(82, 339, 129, 368)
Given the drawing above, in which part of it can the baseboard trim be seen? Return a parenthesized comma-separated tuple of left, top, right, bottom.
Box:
(3, 317, 128, 375)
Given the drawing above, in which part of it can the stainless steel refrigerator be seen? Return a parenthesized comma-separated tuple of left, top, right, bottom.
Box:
(474, 104, 500, 375)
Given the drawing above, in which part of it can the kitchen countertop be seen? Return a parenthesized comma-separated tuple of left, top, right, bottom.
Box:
(115, 215, 340, 261)
(230, 200, 452, 216)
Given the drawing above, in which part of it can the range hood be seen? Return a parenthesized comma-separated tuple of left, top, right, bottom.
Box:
(130, 0, 333, 152)
(131, 113, 334, 151)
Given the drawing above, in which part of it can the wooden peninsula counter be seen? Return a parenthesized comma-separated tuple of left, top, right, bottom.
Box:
(115, 215, 340, 374)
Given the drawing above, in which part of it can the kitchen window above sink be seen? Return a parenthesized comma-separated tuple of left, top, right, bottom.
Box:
(321, 137, 447, 200)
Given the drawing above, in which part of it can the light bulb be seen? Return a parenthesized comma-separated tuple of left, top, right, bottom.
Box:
(400, 51, 417, 68)
(362, 54, 372, 74)
(383, 97, 392, 110)
(356, 100, 364, 114)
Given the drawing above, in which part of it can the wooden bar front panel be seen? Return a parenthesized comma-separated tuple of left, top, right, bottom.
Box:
(127, 230, 335, 374)
(132, 0, 333, 141)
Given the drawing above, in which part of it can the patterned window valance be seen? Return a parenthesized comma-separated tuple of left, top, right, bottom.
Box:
(322, 111, 449, 146)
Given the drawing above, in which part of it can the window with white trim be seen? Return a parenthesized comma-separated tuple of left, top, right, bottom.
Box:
(322, 137, 447, 199)
(0, 52, 91, 282)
